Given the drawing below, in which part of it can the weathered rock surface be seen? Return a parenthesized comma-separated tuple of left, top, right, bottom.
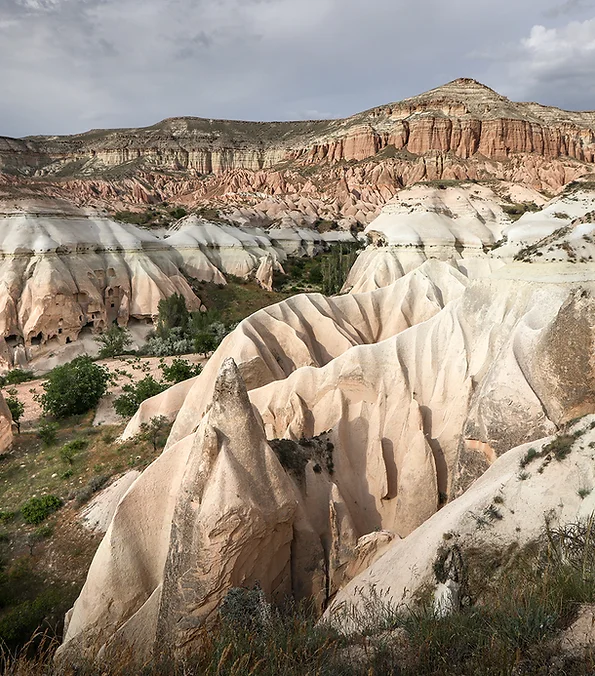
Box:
(4, 79, 595, 227)
(0, 391, 13, 453)
(325, 416, 595, 633)
(0, 198, 349, 370)
(56, 172, 595, 666)
(123, 259, 467, 439)
(57, 359, 300, 663)
(0, 198, 199, 370)
(344, 181, 544, 293)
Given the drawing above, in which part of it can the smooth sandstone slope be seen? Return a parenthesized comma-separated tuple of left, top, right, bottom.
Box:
(325, 415, 595, 632)
(0, 198, 199, 370)
(0, 197, 344, 370)
(122, 259, 468, 441)
(62, 238, 595, 664)
(57, 360, 299, 664)
(344, 181, 546, 293)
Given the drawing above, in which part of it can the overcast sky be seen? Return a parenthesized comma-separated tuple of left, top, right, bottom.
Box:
(2, 0, 595, 137)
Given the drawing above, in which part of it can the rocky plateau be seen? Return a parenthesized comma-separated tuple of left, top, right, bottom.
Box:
(3, 78, 595, 230)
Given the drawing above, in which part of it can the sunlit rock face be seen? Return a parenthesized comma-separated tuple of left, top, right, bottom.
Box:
(0, 198, 350, 371)
(4, 78, 595, 231)
(58, 219, 595, 664)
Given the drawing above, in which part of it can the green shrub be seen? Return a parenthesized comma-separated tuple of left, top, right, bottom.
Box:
(37, 420, 58, 447)
(5, 389, 24, 433)
(58, 438, 88, 465)
(37, 356, 109, 418)
(0, 587, 70, 651)
(0, 510, 16, 524)
(21, 496, 62, 525)
(160, 358, 202, 384)
(95, 324, 133, 359)
(114, 375, 167, 417)
(0, 369, 35, 388)
(156, 294, 190, 339)
(169, 206, 187, 220)
(137, 415, 170, 452)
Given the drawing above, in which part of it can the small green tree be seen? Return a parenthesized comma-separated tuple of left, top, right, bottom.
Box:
(5, 388, 24, 434)
(114, 375, 167, 417)
(95, 325, 132, 359)
(194, 332, 218, 358)
(169, 206, 187, 220)
(38, 420, 58, 446)
(160, 358, 202, 384)
(59, 438, 87, 465)
(138, 415, 170, 452)
(156, 294, 189, 339)
(21, 495, 63, 525)
(37, 356, 109, 418)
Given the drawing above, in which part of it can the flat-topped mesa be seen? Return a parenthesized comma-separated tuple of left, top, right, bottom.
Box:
(4, 79, 595, 185)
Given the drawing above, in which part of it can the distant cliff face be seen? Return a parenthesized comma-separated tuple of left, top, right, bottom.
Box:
(2, 79, 595, 223)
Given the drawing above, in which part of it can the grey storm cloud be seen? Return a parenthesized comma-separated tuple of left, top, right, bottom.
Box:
(1, 0, 595, 137)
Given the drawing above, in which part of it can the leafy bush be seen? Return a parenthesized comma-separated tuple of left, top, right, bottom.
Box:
(137, 415, 170, 452)
(58, 438, 87, 465)
(21, 496, 62, 525)
(5, 389, 24, 433)
(0, 510, 16, 524)
(143, 296, 229, 358)
(37, 420, 58, 447)
(143, 327, 195, 357)
(37, 356, 109, 418)
(160, 358, 202, 384)
(0, 586, 71, 651)
(95, 324, 132, 359)
(156, 294, 190, 339)
(0, 369, 35, 388)
(114, 375, 167, 417)
(169, 206, 187, 220)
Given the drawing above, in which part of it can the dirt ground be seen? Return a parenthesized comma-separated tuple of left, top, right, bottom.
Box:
(4, 354, 205, 431)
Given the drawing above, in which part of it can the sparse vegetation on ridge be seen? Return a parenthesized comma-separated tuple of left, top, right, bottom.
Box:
(5, 519, 595, 674)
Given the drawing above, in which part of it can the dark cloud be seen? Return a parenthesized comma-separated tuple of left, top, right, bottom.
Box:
(545, 0, 594, 18)
(1, 0, 594, 137)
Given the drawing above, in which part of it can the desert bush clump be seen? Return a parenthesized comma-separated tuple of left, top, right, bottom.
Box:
(160, 358, 202, 384)
(37, 357, 109, 418)
(95, 324, 133, 359)
(21, 496, 62, 525)
(75, 475, 109, 506)
(114, 376, 167, 417)
(0, 369, 35, 388)
(37, 420, 58, 447)
(58, 438, 87, 465)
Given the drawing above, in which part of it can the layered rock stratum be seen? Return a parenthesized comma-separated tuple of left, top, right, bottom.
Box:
(4, 79, 595, 228)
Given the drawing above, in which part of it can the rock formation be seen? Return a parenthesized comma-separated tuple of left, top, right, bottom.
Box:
(3, 79, 595, 228)
(0, 391, 13, 454)
(57, 359, 301, 663)
(123, 259, 468, 440)
(343, 180, 545, 293)
(0, 197, 351, 371)
(58, 205, 595, 663)
(325, 415, 595, 633)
